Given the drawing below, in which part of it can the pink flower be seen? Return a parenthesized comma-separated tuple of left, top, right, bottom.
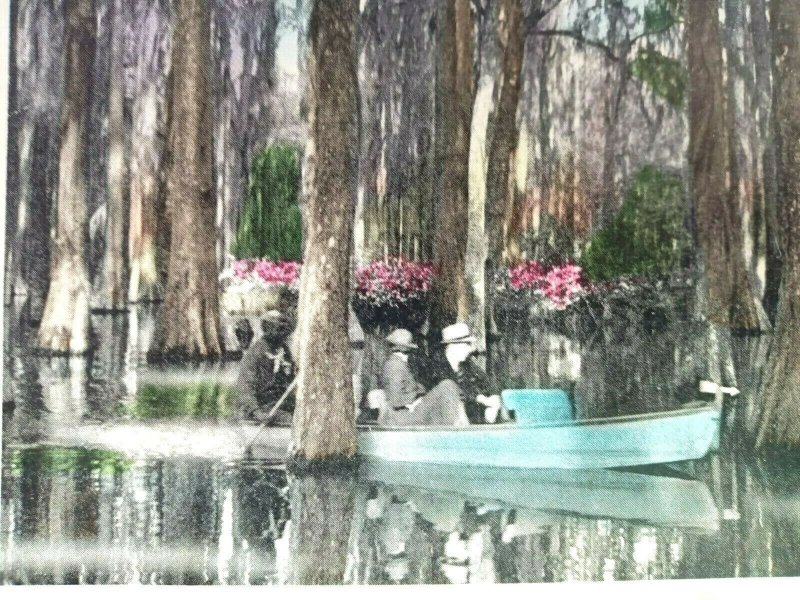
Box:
(355, 257, 437, 306)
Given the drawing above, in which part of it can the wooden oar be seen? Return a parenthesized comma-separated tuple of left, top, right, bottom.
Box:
(244, 376, 298, 453)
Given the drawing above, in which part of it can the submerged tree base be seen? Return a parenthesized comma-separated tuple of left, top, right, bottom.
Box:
(286, 453, 361, 476)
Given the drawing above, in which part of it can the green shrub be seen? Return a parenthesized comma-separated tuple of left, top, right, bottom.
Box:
(231, 145, 302, 261)
(581, 166, 689, 281)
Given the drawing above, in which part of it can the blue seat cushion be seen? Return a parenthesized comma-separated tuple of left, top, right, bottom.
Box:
(501, 389, 573, 425)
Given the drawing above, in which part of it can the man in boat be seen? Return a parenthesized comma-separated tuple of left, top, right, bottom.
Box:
(378, 328, 468, 426)
(232, 310, 296, 425)
(437, 323, 505, 424)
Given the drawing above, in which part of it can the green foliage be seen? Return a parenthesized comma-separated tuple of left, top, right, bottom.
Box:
(581, 166, 689, 281)
(131, 383, 232, 418)
(643, 0, 681, 34)
(10, 447, 131, 475)
(232, 145, 302, 261)
(631, 49, 687, 108)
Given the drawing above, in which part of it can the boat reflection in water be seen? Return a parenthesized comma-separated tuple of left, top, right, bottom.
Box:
(4, 445, 757, 585)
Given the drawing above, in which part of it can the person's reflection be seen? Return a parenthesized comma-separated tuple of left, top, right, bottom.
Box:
(438, 503, 498, 584)
(284, 468, 357, 584)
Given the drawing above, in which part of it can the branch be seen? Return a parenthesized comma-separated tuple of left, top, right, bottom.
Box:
(629, 22, 679, 47)
(531, 29, 620, 62)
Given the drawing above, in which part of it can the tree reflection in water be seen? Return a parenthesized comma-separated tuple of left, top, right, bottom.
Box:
(283, 468, 357, 584)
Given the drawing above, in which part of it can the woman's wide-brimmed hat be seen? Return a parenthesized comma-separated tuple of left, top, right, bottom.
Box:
(385, 328, 418, 351)
(441, 323, 477, 345)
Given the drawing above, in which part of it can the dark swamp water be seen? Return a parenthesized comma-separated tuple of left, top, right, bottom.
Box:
(3, 304, 800, 584)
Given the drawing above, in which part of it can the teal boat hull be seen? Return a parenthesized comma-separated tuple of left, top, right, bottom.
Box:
(356, 405, 721, 470)
(8, 404, 720, 470)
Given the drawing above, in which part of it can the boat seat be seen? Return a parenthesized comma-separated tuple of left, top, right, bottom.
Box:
(500, 389, 573, 425)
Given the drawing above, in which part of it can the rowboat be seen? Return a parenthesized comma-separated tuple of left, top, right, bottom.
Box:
(7, 390, 722, 470)
(352, 389, 722, 469)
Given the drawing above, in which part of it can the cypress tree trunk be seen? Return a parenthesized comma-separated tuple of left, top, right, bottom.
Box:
(99, 0, 127, 310)
(128, 0, 170, 303)
(38, 0, 96, 353)
(429, 0, 473, 332)
(749, 0, 781, 322)
(753, 0, 800, 448)
(686, 0, 763, 331)
(4, 0, 19, 306)
(154, 0, 222, 358)
(291, 0, 358, 461)
(485, 0, 524, 337)
(7, 0, 64, 322)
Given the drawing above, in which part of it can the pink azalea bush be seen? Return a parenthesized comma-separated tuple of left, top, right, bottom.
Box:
(355, 257, 437, 307)
(500, 260, 588, 310)
(221, 258, 301, 290)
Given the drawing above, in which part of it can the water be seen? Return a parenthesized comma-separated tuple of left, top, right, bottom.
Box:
(3, 305, 800, 584)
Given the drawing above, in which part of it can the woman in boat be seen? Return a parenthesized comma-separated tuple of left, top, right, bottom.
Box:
(232, 310, 296, 425)
(378, 328, 468, 426)
(436, 323, 505, 424)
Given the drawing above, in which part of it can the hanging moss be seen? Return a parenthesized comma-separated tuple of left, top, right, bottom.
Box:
(231, 145, 302, 260)
(631, 49, 687, 109)
(581, 166, 689, 281)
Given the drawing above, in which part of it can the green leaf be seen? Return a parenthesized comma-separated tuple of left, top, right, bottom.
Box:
(631, 49, 687, 109)
(643, 0, 680, 34)
(581, 166, 689, 281)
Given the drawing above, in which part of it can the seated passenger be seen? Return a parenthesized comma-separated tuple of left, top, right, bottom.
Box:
(438, 323, 505, 424)
(378, 328, 468, 427)
(232, 310, 296, 425)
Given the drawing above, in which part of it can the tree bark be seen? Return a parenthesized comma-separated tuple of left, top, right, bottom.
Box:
(429, 0, 473, 332)
(4, 0, 19, 306)
(686, 0, 763, 331)
(722, 0, 769, 331)
(37, 0, 96, 353)
(754, 0, 800, 448)
(749, 0, 781, 322)
(7, 0, 64, 321)
(291, 0, 359, 461)
(128, 0, 170, 303)
(99, 0, 128, 310)
(485, 0, 524, 339)
(154, 0, 222, 358)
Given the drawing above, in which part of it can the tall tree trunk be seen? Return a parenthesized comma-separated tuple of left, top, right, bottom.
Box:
(754, 0, 800, 448)
(485, 0, 524, 340)
(99, 0, 127, 310)
(38, 0, 96, 353)
(128, 0, 170, 303)
(429, 0, 473, 332)
(723, 0, 769, 330)
(154, 0, 222, 358)
(750, 0, 781, 321)
(598, 3, 629, 231)
(686, 0, 763, 331)
(7, 0, 64, 321)
(4, 0, 19, 306)
(292, 0, 358, 462)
